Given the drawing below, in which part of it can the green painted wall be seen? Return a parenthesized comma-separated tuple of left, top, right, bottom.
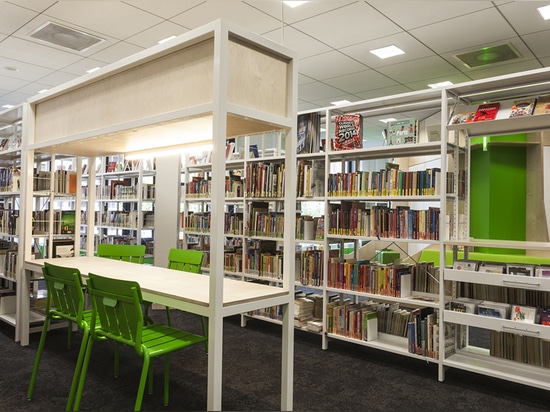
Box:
(470, 137, 527, 254)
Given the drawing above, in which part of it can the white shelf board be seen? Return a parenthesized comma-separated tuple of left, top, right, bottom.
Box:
(444, 238, 550, 251)
(445, 269, 550, 291)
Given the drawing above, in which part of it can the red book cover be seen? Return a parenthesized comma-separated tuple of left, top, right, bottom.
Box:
(334, 114, 362, 150)
(473, 103, 500, 122)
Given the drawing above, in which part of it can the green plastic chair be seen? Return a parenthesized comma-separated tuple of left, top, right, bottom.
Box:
(73, 272, 207, 411)
(96, 243, 146, 263)
(26, 262, 92, 411)
(165, 248, 208, 349)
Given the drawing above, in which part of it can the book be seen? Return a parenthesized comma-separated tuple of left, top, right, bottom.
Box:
(478, 261, 506, 274)
(60, 210, 76, 234)
(473, 103, 500, 122)
(535, 266, 550, 278)
(452, 260, 479, 271)
(449, 111, 475, 125)
(506, 263, 534, 277)
(334, 114, 362, 150)
(478, 301, 511, 318)
(297, 112, 321, 154)
(387, 118, 417, 145)
(540, 308, 550, 325)
(533, 94, 550, 115)
(508, 98, 536, 118)
(510, 304, 537, 323)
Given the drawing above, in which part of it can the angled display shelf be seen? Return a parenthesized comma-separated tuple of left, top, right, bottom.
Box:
(19, 20, 297, 411)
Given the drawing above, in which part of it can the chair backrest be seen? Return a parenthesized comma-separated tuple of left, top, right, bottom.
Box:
(96, 244, 146, 264)
(86, 272, 144, 353)
(167, 248, 203, 273)
(42, 262, 86, 326)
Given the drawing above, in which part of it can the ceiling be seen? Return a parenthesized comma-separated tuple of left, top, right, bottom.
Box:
(1, 0, 550, 114)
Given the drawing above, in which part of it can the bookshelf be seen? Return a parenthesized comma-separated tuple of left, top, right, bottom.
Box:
(19, 19, 297, 410)
(0, 105, 22, 331)
(441, 68, 550, 391)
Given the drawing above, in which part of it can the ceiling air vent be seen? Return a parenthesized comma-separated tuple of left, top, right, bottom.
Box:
(30, 21, 104, 52)
(454, 43, 522, 68)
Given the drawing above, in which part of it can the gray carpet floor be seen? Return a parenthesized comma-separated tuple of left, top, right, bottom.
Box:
(1, 310, 550, 411)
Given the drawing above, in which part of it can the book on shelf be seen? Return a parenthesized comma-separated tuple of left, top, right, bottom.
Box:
(473, 102, 500, 122)
(510, 304, 537, 323)
(449, 111, 476, 125)
(478, 301, 511, 319)
(362, 310, 378, 341)
(535, 266, 550, 278)
(297, 112, 321, 154)
(60, 210, 76, 234)
(533, 94, 550, 115)
(540, 308, 550, 325)
(478, 261, 506, 274)
(386, 118, 417, 145)
(452, 260, 480, 271)
(333, 114, 362, 150)
(449, 297, 481, 314)
(225, 141, 236, 160)
(506, 263, 534, 277)
(508, 98, 536, 118)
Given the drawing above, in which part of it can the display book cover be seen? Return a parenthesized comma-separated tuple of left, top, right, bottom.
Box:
(508, 98, 536, 118)
(478, 300, 511, 319)
(386, 118, 418, 145)
(333, 114, 362, 151)
(473, 102, 500, 122)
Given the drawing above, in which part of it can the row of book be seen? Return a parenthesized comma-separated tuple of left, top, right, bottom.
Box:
(459, 282, 550, 309)
(453, 259, 550, 277)
(328, 202, 441, 241)
(0, 168, 20, 192)
(32, 210, 76, 235)
(3, 248, 18, 279)
(449, 93, 550, 124)
(449, 296, 550, 326)
(327, 167, 453, 198)
(33, 169, 77, 194)
(327, 260, 441, 297)
(0, 209, 18, 235)
(490, 331, 550, 368)
(297, 249, 324, 287)
(296, 159, 325, 198)
(245, 161, 285, 198)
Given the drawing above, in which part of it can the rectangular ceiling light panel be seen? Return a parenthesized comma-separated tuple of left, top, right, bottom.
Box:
(30, 21, 105, 52)
(455, 43, 522, 69)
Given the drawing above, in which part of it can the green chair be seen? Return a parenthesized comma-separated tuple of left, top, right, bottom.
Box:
(96, 243, 146, 263)
(164, 248, 208, 349)
(26, 262, 92, 411)
(73, 272, 207, 411)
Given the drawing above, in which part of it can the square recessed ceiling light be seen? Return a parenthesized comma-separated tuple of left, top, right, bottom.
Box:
(331, 100, 351, 106)
(370, 45, 405, 59)
(428, 81, 453, 88)
(284, 1, 308, 7)
(455, 43, 521, 68)
(30, 21, 104, 52)
(538, 5, 550, 20)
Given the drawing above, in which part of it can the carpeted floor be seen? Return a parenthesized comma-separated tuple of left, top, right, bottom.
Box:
(1, 310, 550, 411)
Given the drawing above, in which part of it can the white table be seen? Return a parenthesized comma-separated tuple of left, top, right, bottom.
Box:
(23, 257, 294, 411)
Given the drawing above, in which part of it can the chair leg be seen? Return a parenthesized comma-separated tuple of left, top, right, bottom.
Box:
(67, 320, 73, 349)
(165, 307, 172, 327)
(114, 341, 120, 378)
(163, 354, 170, 406)
(73, 337, 95, 411)
(201, 316, 208, 352)
(66, 327, 90, 412)
(26, 316, 51, 400)
(135, 355, 151, 412)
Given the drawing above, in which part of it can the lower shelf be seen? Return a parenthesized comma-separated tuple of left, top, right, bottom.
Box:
(444, 346, 550, 391)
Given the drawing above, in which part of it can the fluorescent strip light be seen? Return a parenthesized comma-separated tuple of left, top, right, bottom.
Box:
(38, 89, 49, 94)
(428, 81, 453, 88)
(126, 140, 213, 160)
(2, 104, 14, 109)
(370, 45, 405, 59)
(86, 67, 101, 74)
(158, 35, 176, 44)
(284, 1, 308, 7)
(379, 118, 397, 123)
(331, 99, 351, 106)
(538, 5, 550, 20)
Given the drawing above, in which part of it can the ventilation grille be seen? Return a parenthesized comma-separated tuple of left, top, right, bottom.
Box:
(30, 21, 104, 52)
(455, 43, 522, 68)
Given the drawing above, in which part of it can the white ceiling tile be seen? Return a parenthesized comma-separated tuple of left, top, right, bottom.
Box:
(324, 70, 399, 93)
(407, 73, 473, 91)
(292, 2, 402, 49)
(355, 85, 414, 100)
(170, 1, 281, 35)
(262, 26, 332, 59)
(0, 37, 82, 70)
(42, 1, 164, 40)
(367, 0, 494, 30)
(5, 0, 57, 12)
(0, 90, 34, 106)
(299, 50, 368, 81)
(246, 0, 358, 24)
(35, 70, 79, 88)
(123, 0, 204, 20)
(0, 57, 54, 81)
(125, 21, 190, 49)
(0, 75, 30, 90)
(298, 81, 348, 102)
(60, 57, 111, 77)
(409, 8, 517, 54)
(464, 58, 544, 81)
(16, 80, 53, 96)
(0, 2, 38, 35)
(521, 31, 550, 60)
(88, 41, 145, 65)
(380, 56, 463, 84)
(497, 1, 550, 35)
(298, 74, 317, 86)
(340, 32, 435, 68)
